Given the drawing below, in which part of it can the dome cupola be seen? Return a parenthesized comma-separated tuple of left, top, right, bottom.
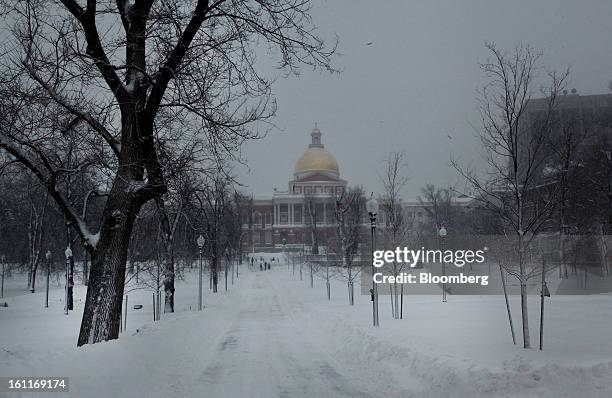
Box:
(294, 124, 339, 179)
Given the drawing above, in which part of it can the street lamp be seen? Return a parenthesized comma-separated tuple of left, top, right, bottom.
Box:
(366, 193, 380, 327)
(64, 246, 73, 315)
(45, 251, 51, 308)
(197, 234, 205, 311)
(282, 238, 287, 270)
(1, 255, 5, 299)
(438, 225, 447, 303)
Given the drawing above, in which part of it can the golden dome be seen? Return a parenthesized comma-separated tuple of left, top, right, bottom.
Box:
(294, 124, 339, 178)
(294, 147, 339, 175)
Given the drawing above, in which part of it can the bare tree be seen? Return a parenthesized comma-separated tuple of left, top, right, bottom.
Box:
(194, 171, 236, 293)
(418, 184, 454, 233)
(26, 181, 49, 293)
(155, 135, 206, 312)
(452, 43, 568, 349)
(541, 109, 592, 279)
(380, 152, 409, 318)
(224, 191, 248, 280)
(333, 186, 365, 305)
(304, 192, 320, 255)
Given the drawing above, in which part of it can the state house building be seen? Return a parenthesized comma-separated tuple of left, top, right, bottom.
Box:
(243, 125, 348, 250)
(242, 125, 473, 251)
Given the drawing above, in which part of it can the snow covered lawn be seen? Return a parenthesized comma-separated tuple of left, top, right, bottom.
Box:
(1, 258, 612, 397)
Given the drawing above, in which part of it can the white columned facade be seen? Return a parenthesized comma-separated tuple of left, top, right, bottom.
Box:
(274, 204, 278, 225)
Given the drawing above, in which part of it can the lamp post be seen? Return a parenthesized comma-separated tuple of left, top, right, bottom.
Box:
(197, 235, 205, 311)
(0, 254, 6, 298)
(1, 255, 5, 299)
(64, 246, 72, 315)
(367, 193, 379, 327)
(45, 251, 51, 308)
(438, 225, 447, 303)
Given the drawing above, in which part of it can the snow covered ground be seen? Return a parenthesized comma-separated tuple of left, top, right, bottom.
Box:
(1, 255, 612, 397)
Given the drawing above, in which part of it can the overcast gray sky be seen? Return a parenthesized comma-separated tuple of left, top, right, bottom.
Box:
(237, 0, 612, 199)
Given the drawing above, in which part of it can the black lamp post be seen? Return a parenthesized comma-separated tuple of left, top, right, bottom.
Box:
(1, 255, 5, 299)
(45, 250, 51, 308)
(197, 235, 205, 311)
(367, 193, 379, 327)
(64, 246, 72, 315)
(438, 225, 447, 303)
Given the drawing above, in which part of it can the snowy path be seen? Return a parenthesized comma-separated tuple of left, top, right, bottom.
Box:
(163, 271, 412, 398)
(192, 273, 367, 397)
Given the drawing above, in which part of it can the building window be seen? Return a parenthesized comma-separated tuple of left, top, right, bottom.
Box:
(315, 186, 322, 194)
(305, 186, 312, 195)
(295, 186, 302, 194)
(253, 212, 262, 227)
(266, 212, 273, 226)
(293, 204, 303, 224)
(325, 186, 333, 194)
(279, 204, 288, 224)
(265, 231, 272, 244)
(253, 231, 261, 244)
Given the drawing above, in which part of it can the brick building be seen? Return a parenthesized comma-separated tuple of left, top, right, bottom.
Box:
(242, 125, 347, 251)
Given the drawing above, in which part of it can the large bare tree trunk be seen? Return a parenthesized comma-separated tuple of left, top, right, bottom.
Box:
(77, 172, 144, 346)
(78, 212, 135, 345)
